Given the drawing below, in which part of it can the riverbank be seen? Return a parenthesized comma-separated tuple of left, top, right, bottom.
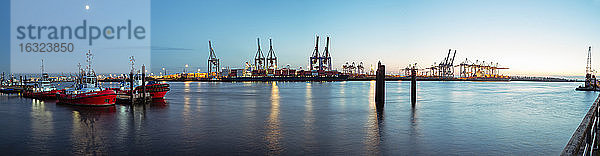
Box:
(135, 76, 580, 82)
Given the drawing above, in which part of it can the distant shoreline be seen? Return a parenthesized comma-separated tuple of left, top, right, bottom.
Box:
(98, 77, 580, 83)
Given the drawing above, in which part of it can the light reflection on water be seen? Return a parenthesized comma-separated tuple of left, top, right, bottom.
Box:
(69, 106, 116, 155)
(0, 81, 597, 155)
(266, 82, 282, 154)
(303, 82, 317, 153)
(30, 99, 53, 154)
(364, 80, 381, 155)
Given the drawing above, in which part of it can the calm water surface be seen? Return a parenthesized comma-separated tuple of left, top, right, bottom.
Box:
(0, 81, 596, 155)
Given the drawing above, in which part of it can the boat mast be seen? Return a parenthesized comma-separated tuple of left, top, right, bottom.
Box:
(41, 59, 44, 75)
(129, 56, 136, 74)
(40, 59, 44, 87)
(83, 50, 98, 86)
(85, 50, 93, 76)
(129, 56, 136, 82)
(77, 63, 82, 84)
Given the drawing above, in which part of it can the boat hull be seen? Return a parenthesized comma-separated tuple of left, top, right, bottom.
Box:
(24, 90, 63, 99)
(134, 83, 170, 99)
(149, 90, 168, 99)
(58, 90, 117, 106)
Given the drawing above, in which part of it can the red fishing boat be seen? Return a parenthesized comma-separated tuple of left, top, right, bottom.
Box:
(58, 50, 116, 106)
(114, 78, 170, 100)
(133, 81, 170, 99)
(114, 59, 170, 100)
(58, 89, 116, 106)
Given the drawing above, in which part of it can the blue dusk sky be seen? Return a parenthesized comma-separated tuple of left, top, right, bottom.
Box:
(3, 0, 600, 76)
(0, 0, 8, 75)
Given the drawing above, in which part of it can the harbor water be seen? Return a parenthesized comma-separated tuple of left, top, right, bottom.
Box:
(0, 81, 596, 155)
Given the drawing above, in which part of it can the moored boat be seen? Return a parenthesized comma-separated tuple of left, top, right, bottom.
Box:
(58, 89, 116, 106)
(24, 89, 63, 99)
(133, 81, 170, 99)
(114, 60, 170, 100)
(23, 60, 63, 99)
(114, 78, 170, 100)
(58, 50, 116, 106)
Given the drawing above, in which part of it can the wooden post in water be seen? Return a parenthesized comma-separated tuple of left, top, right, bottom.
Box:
(375, 61, 385, 109)
(142, 65, 146, 103)
(130, 72, 134, 104)
(411, 65, 417, 107)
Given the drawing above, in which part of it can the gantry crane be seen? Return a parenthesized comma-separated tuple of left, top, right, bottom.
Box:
(208, 40, 220, 77)
(309, 36, 321, 71)
(254, 38, 266, 71)
(321, 36, 332, 71)
(266, 38, 278, 73)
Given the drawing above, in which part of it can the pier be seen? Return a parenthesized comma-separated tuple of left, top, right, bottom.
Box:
(562, 95, 600, 155)
(118, 65, 152, 104)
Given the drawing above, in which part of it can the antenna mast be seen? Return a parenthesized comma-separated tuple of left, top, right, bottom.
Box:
(85, 50, 93, 75)
(129, 56, 136, 74)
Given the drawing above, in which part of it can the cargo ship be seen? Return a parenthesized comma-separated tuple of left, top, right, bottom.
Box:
(58, 51, 117, 106)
